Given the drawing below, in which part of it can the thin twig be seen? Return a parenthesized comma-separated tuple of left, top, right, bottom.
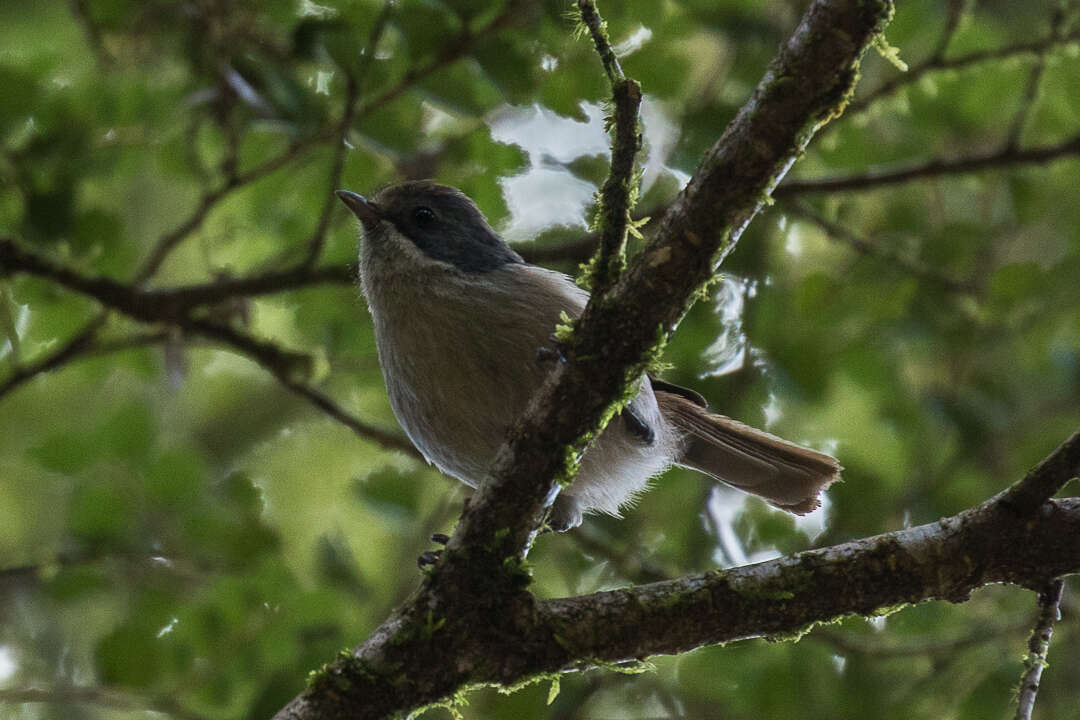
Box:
(577, 0, 642, 292)
(1014, 579, 1066, 720)
(133, 136, 325, 284)
(576, 0, 623, 83)
(783, 201, 976, 293)
(302, 73, 359, 266)
(0, 326, 168, 402)
(301, 0, 396, 267)
(1005, 3, 1073, 150)
(178, 318, 420, 458)
(776, 135, 1080, 197)
(0, 314, 108, 402)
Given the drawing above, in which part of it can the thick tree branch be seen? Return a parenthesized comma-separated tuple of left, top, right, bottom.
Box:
(542, 495, 1079, 666)
(275, 429, 1079, 720)
(999, 428, 1080, 514)
(273, 1, 895, 718)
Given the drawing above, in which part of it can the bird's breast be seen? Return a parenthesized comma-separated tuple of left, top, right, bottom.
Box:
(369, 268, 568, 484)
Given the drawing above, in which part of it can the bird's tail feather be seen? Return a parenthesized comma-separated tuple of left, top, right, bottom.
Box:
(657, 392, 841, 515)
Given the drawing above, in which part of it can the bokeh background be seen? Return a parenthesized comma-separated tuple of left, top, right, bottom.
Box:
(2, 0, 1079, 718)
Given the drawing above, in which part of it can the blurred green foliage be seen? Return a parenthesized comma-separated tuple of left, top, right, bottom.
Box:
(1, 0, 1079, 718)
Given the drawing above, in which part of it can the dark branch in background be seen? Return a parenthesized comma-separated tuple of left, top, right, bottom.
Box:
(517, 233, 602, 266)
(776, 134, 1080, 196)
(68, 0, 113, 69)
(185, 317, 419, 457)
(273, 2, 895, 718)
(0, 314, 105, 400)
(783, 201, 976, 293)
(354, 0, 527, 118)
(578, 0, 642, 291)
(301, 0, 396, 267)
(815, 620, 1032, 659)
(143, 264, 355, 311)
(929, 0, 968, 62)
(133, 138, 323, 284)
(0, 324, 168, 400)
(1013, 579, 1066, 720)
(0, 238, 417, 458)
(0, 687, 208, 720)
(844, 27, 1080, 117)
(0, 237, 354, 321)
(301, 71, 359, 267)
(1005, 3, 1073, 150)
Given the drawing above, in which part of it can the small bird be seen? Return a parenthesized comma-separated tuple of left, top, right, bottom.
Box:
(337, 182, 841, 531)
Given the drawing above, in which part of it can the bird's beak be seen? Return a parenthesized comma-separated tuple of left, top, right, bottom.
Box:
(336, 190, 383, 227)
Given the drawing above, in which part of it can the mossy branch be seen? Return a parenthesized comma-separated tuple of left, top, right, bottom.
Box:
(274, 1, 898, 718)
(1013, 579, 1066, 720)
(273, 431, 1080, 720)
(575, 0, 623, 84)
(576, 1, 643, 297)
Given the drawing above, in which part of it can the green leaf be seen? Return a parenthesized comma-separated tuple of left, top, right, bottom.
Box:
(95, 624, 163, 687)
(68, 483, 137, 549)
(96, 401, 156, 463)
(989, 262, 1043, 304)
(29, 432, 96, 474)
(146, 448, 206, 507)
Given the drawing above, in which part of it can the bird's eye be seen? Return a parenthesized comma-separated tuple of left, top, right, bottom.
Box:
(412, 206, 436, 226)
